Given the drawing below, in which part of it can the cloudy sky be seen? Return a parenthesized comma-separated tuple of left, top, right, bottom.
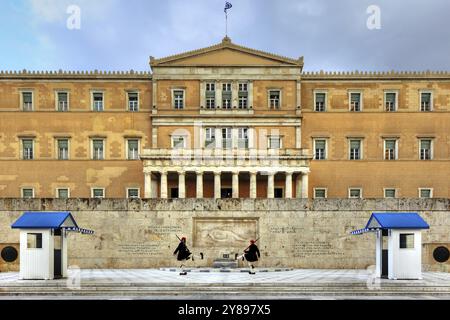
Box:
(1, 0, 450, 72)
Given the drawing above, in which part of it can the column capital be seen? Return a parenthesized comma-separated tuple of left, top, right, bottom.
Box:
(214, 171, 222, 176)
(178, 171, 186, 176)
(195, 170, 204, 175)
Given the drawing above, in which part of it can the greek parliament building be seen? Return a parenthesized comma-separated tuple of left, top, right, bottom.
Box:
(1, 37, 450, 200)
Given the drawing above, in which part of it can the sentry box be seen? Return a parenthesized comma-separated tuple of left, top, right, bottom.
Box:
(11, 212, 94, 280)
(351, 213, 430, 280)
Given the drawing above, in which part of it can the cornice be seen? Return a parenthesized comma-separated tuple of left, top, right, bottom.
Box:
(302, 70, 450, 80)
(0, 70, 152, 80)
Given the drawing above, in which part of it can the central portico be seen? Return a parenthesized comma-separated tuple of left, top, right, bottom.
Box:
(142, 37, 312, 199)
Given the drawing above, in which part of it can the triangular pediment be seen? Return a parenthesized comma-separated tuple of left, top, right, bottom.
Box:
(150, 37, 303, 68)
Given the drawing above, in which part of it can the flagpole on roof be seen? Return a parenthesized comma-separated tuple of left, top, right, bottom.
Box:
(224, 2, 232, 38)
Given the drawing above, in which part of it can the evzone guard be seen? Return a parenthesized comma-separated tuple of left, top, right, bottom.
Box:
(173, 235, 204, 275)
(236, 239, 261, 274)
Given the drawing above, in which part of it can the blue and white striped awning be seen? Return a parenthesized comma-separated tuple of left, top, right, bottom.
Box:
(350, 228, 378, 235)
(64, 227, 95, 235)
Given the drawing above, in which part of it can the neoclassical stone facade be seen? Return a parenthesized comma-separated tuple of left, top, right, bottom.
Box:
(0, 37, 450, 199)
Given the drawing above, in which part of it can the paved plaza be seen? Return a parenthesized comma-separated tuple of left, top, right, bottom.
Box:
(1, 268, 450, 299)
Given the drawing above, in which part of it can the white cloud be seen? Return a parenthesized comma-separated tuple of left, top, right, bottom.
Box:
(295, 0, 325, 17)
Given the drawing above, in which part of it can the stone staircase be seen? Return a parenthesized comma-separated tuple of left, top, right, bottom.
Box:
(2, 281, 450, 299)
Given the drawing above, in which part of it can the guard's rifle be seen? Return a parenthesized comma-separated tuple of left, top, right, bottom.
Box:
(243, 237, 260, 253)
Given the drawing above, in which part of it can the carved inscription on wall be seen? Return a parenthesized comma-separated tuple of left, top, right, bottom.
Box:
(148, 226, 182, 234)
(193, 218, 258, 248)
(117, 243, 162, 256)
(269, 226, 304, 234)
(293, 241, 345, 258)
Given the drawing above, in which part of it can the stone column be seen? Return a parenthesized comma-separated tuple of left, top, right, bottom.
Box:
(214, 172, 221, 199)
(196, 171, 203, 199)
(301, 172, 309, 199)
(232, 81, 238, 108)
(144, 171, 152, 199)
(160, 171, 168, 199)
(232, 171, 239, 198)
(250, 171, 257, 199)
(178, 171, 186, 199)
(296, 126, 302, 149)
(285, 172, 293, 199)
(215, 80, 222, 108)
(248, 127, 255, 149)
(267, 173, 275, 199)
(200, 81, 206, 108)
(215, 127, 222, 149)
(249, 81, 254, 108)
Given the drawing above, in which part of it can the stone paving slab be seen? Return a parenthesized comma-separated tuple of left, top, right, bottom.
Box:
(1, 269, 450, 299)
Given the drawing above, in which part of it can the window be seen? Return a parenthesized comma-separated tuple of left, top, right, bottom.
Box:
(349, 139, 362, 160)
(384, 140, 397, 160)
(384, 189, 396, 198)
(173, 90, 184, 109)
(57, 139, 69, 160)
(92, 139, 104, 160)
(420, 139, 432, 160)
(205, 83, 216, 109)
(127, 139, 139, 160)
(22, 188, 34, 199)
(57, 92, 69, 111)
(269, 90, 281, 109)
(274, 188, 284, 198)
(222, 128, 232, 149)
(385, 92, 397, 112)
(314, 188, 327, 199)
(205, 128, 216, 148)
(172, 136, 185, 149)
(22, 92, 33, 111)
(420, 92, 432, 112)
(127, 188, 140, 199)
(92, 188, 105, 199)
(268, 136, 281, 149)
(27, 233, 42, 249)
(419, 188, 433, 198)
(57, 188, 70, 199)
(170, 188, 179, 199)
(314, 92, 326, 112)
(399, 234, 414, 249)
(238, 128, 249, 149)
(349, 92, 361, 112)
(314, 139, 327, 160)
(128, 92, 139, 111)
(223, 83, 232, 91)
(349, 188, 362, 199)
(222, 83, 232, 109)
(92, 92, 104, 111)
(22, 139, 34, 160)
(238, 83, 248, 109)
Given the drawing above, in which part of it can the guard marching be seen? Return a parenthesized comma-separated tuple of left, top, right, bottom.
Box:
(173, 236, 192, 275)
(236, 239, 261, 274)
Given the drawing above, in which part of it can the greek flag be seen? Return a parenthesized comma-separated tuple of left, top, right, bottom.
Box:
(224, 1, 232, 13)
